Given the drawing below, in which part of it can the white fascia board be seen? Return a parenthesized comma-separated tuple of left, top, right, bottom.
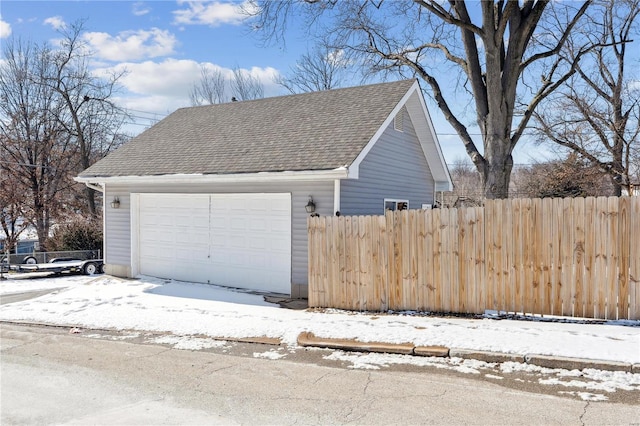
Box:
(75, 168, 349, 185)
(409, 85, 454, 191)
(347, 81, 420, 179)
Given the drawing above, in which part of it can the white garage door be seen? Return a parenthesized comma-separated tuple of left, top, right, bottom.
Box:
(137, 193, 291, 294)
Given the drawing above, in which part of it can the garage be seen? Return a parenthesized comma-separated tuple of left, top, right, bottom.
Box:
(135, 193, 291, 294)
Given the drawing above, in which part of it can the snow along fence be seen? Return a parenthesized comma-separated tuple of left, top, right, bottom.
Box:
(307, 196, 640, 320)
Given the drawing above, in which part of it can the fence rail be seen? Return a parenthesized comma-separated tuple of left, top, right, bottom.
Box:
(308, 196, 640, 320)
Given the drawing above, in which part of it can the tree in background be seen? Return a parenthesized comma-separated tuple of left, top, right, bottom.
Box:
(0, 165, 28, 252)
(190, 65, 264, 105)
(512, 153, 613, 198)
(41, 21, 128, 215)
(440, 159, 484, 207)
(249, 1, 591, 199)
(0, 39, 76, 249)
(276, 46, 349, 93)
(1, 25, 128, 249)
(533, 0, 640, 196)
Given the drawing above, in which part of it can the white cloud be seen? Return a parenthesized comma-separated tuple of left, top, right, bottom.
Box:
(0, 16, 11, 38)
(83, 28, 178, 62)
(132, 2, 151, 16)
(0, 17, 11, 38)
(172, 1, 255, 27)
(94, 59, 281, 118)
(44, 16, 66, 30)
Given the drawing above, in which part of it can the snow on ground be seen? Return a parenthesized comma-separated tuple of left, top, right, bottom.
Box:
(2, 274, 639, 401)
(1, 274, 638, 367)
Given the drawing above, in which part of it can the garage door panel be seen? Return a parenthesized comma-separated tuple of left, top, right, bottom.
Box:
(137, 193, 291, 294)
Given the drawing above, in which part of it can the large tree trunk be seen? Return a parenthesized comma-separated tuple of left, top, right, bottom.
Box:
(481, 135, 514, 199)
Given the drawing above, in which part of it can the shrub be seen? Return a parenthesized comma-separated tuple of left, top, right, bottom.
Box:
(48, 217, 103, 252)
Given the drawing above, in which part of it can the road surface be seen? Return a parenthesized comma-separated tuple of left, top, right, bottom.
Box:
(1, 323, 638, 425)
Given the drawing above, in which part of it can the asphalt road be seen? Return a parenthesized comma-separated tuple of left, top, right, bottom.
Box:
(1, 323, 639, 425)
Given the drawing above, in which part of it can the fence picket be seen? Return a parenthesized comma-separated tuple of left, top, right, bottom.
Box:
(630, 197, 640, 320)
(307, 197, 636, 319)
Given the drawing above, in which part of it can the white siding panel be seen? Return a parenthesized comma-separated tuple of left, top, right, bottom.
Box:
(340, 113, 435, 215)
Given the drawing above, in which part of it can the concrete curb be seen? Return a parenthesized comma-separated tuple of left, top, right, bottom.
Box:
(449, 348, 525, 364)
(296, 332, 635, 372)
(297, 331, 414, 355)
(524, 354, 632, 373)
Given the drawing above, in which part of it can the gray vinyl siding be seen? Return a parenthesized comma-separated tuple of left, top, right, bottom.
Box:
(340, 111, 435, 215)
(104, 181, 334, 288)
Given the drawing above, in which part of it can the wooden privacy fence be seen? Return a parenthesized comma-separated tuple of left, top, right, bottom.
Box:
(307, 196, 640, 320)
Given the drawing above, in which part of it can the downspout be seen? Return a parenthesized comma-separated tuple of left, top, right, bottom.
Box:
(334, 179, 341, 215)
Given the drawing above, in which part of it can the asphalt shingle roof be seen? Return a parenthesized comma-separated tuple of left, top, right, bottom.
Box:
(79, 79, 415, 178)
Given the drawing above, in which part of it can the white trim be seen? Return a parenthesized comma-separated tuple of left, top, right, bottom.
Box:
(130, 193, 140, 277)
(102, 184, 107, 262)
(75, 168, 348, 186)
(410, 85, 454, 191)
(348, 83, 418, 179)
(333, 179, 341, 215)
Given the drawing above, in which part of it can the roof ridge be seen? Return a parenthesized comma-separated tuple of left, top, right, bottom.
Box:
(179, 78, 416, 112)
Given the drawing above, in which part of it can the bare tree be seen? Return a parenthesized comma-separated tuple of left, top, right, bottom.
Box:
(41, 21, 128, 215)
(440, 158, 483, 207)
(0, 163, 28, 253)
(249, 1, 593, 199)
(533, 0, 639, 196)
(0, 39, 77, 248)
(190, 65, 227, 105)
(232, 67, 264, 101)
(512, 153, 613, 198)
(190, 65, 264, 105)
(276, 46, 349, 93)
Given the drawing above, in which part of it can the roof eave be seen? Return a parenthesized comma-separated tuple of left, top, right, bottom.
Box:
(74, 168, 350, 185)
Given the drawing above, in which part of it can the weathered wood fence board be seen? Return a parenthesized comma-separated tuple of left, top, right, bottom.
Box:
(308, 196, 640, 320)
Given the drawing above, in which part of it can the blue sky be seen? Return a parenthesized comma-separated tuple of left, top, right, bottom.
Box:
(0, 1, 551, 165)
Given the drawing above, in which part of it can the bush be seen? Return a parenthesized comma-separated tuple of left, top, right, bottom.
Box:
(48, 218, 103, 252)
